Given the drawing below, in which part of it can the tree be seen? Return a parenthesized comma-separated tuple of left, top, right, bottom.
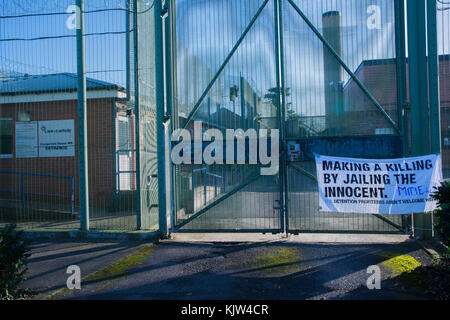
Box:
(264, 87, 296, 119)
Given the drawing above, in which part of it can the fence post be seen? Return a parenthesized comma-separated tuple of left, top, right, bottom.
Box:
(428, 0, 441, 155)
(165, 0, 176, 233)
(155, 0, 168, 237)
(407, 0, 438, 239)
(407, 0, 429, 157)
(274, 0, 287, 234)
(76, 0, 89, 231)
(427, 0, 440, 240)
(133, 0, 142, 230)
(394, 0, 408, 157)
(125, 0, 132, 102)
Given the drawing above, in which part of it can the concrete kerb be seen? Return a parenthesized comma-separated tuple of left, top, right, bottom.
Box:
(416, 238, 448, 260)
(169, 232, 413, 244)
(18, 229, 422, 244)
(19, 228, 162, 242)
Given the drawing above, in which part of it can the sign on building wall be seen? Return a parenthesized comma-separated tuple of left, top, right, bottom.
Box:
(315, 154, 443, 214)
(38, 120, 75, 157)
(15, 121, 38, 158)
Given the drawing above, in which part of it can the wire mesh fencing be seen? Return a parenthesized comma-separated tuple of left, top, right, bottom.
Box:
(1, 0, 80, 229)
(1, 0, 447, 235)
(283, 0, 404, 233)
(283, 0, 400, 139)
(0, 0, 159, 231)
(172, 0, 284, 232)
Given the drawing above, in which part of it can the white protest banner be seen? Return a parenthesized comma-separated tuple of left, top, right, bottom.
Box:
(39, 120, 75, 157)
(315, 154, 443, 214)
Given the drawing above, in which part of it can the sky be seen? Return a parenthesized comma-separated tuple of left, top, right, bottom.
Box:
(0, 0, 130, 87)
(175, 0, 450, 118)
(1, 0, 449, 118)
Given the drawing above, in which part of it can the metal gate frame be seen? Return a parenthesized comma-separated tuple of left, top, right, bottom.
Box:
(281, 0, 405, 234)
(162, 0, 439, 235)
(168, 0, 285, 234)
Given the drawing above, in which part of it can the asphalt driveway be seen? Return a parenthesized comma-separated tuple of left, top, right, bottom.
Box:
(22, 235, 435, 300)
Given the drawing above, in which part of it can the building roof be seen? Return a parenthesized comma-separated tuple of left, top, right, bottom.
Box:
(352, 54, 450, 77)
(0, 73, 124, 96)
(343, 54, 450, 109)
(0, 70, 25, 81)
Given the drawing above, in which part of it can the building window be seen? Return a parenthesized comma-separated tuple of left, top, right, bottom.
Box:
(17, 110, 32, 122)
(117, 115, 133, 191)
(0, 118, 13, 158)
(118, 116, 131, 150)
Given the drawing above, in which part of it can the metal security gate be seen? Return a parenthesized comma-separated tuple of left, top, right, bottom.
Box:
(170, 0, 283, 233)
(282, 0, 405, 233)
(169, 0, 408, 234)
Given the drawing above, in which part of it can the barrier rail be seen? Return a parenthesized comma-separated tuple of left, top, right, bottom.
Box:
(0, 170, 74, 215)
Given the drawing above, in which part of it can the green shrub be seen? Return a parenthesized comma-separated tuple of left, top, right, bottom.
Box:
(432, 181, 450, 247)
(0, 224, 31, 300)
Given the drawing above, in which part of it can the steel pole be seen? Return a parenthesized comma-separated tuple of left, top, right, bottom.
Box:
(428, 0, 440, 240)
(428, 0, 441, 155)
(395, 0, 408, 156)
(133, 0, 142, 230)
(155, 0, 168, 237)
(407, 0, 432, 239)
(76, 0, 89, 231)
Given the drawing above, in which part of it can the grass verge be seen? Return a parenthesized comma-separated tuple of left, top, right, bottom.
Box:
(47, 244, 156, 299)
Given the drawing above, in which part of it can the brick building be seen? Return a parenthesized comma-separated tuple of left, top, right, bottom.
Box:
(342, 55, 450, 136)
(0, 73, 135, 213)
(340, 54, 450, 174)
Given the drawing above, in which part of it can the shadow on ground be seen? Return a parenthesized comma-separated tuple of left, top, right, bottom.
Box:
(21, 239, 150, 299)
(41, 239, 435, 300)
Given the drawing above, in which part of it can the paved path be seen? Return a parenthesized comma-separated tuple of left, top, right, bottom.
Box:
(22, 240, 148, 299)
(21, 235, 434, 300)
